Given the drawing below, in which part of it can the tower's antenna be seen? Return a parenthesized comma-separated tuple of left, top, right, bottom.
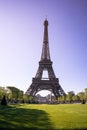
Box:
(45, 15, 48, 20)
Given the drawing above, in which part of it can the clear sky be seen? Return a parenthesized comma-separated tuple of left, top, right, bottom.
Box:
(0, 0, 87, 96)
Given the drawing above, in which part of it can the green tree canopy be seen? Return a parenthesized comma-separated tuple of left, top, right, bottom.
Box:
(0, 87, 7, 99)
(7, 86, 23, 100)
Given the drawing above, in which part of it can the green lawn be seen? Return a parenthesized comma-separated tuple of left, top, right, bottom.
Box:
(0, 104, 87, 129)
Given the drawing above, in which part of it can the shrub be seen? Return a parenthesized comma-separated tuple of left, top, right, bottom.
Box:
(1, 95, 7, 105)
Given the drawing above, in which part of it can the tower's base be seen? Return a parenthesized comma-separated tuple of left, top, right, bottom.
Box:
(26, 78, 65, 99)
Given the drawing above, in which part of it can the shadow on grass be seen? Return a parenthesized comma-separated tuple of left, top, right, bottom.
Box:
(0, 105, 54, 130)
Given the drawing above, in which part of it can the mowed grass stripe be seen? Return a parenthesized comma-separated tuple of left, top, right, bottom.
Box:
(28, 104, 87, 129)
(0, 104, 87, 129)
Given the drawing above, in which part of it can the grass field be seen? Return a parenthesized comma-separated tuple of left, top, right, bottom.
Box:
(0, 104, 87, 129)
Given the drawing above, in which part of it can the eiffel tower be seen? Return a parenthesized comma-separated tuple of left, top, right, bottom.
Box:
(26, 19, 65, 99)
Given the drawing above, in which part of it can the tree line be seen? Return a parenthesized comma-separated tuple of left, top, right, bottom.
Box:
(0, 86, 87, 104)
(58, 89, 87, 104)
(0, 86, 35, 104)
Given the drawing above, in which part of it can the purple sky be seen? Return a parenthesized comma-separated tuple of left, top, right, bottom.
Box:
(0, 0, 87, 96)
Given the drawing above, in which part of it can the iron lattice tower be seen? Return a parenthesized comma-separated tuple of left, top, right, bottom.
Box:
(26, 19, 65, 99)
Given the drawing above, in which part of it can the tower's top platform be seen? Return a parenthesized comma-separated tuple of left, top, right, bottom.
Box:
(44, 19, 48, 26)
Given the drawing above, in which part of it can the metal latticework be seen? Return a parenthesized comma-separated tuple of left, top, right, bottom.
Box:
(26, 19, 66, 99)
(41, 20, 50, 61)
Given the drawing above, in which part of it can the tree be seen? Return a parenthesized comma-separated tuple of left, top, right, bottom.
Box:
(18, 91, 23, 101)
(7, 86, 23, 102)
(58, 95, 65, 103)
(77, 92, 85, 101)
(23, 94, 30, 103)
(84, 88, 87, 102)
(23, 94, 35, 103)
(66, 91, 75, 103)
(72, 95, 80, 103)
(1, 95, 7, 105)
(0, 87, 7, 99)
